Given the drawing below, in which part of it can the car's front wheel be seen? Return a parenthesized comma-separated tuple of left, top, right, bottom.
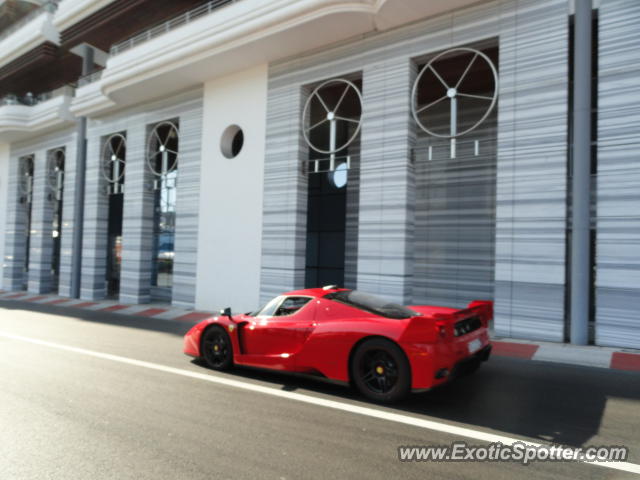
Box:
(201, 325, 233, 371)
(351, 338, 411, 403)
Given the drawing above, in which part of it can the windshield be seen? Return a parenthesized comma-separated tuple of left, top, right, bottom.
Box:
(325, 290, 418, 319)
(250, 296, 283, 317)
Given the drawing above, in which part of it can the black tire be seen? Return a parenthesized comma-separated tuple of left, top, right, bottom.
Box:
(201, 326, 233, 371)
(350, 338, 411, 403)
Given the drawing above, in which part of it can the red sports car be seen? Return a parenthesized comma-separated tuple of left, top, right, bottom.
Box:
(184, 286, 492, 403)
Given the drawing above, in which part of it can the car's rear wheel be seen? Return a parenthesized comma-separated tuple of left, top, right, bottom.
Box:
(201, 326, 233, 371)
(351, 338, 411, 403)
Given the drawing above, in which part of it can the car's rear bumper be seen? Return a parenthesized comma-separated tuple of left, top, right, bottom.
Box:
(449, 344, 492, 377)
(405, 329, 491, 389)
(410, 344, 492, 392)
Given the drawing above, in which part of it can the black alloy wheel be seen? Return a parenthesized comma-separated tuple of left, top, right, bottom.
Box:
(201, 326, 233, 371)
(351, 338, 411, 403)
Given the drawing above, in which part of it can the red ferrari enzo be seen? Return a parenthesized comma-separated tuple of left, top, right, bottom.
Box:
(184, 286, 492, 403)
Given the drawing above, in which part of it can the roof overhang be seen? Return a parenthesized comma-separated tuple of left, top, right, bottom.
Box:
(74, 0, 487, 116)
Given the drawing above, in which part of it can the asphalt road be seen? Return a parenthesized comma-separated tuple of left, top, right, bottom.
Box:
(1, 299, 639, 480)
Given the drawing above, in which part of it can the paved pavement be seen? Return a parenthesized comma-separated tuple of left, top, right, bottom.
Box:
(1, 299, 640, 479)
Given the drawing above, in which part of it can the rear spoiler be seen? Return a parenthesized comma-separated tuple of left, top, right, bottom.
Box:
(415, 300, 493, 325)
(401, 300, 493, 343)
(464, 300, 493, 325)
(432, 300, 492, 326)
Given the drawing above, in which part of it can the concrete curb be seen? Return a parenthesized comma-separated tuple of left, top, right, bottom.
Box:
(492, 338, 640, 372)
(2, 289, 639, 372)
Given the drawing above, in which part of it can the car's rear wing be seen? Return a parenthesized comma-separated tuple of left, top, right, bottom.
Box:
(458, 300, 493, 325)
(401, 300, 493, 343)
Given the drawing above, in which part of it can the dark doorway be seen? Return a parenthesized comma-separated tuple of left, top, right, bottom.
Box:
(102, 133, 126, 299)
(305, 169, 348, 288)
(19, 155, 34, 291)
(24, 201, 32, 291)
(149, 121, 179, 303)
(50, 191, 63, 292)
(303, 78, 361, 289)
(48, 148, 65, 293)
(107, 193, 123, 298)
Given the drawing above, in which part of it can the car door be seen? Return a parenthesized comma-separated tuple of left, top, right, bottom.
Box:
(240, 296, 316, 357)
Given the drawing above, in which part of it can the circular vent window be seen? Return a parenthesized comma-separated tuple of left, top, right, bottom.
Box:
(220, 125, 244, 159)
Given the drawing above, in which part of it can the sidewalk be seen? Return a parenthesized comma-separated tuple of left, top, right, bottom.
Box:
(2, 289, 639, 373)
(0, 290, 212, 323)
(491, 337, 640, 372)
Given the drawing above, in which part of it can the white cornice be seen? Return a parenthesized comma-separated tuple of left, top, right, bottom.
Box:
(69, 81, 116, 117)
(71, 0, 482, 116)
(101, 0, 379, 99)
(0, 93, 75, 142)
(0, 11, 59, 69)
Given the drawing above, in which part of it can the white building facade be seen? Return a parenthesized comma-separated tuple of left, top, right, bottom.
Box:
(0, 0, 638, 349)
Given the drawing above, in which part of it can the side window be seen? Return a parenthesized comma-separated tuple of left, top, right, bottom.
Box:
(275, 297, 311, 317)
(255, 296, 283, 317)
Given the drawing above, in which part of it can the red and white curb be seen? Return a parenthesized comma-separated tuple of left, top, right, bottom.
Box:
(491, 338, 640, 373)
(2, 289, 639, 373)
(0, 290, 213, 323)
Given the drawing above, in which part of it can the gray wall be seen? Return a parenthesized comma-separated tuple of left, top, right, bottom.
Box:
(260, 84, 309, 303)
(493, 0, 569, 341)
(3, 129, 77, 294)
(595, 0, 640, 349)
(357, 58, 417, 305)
(260, 0, 569, 344)
(80, 89, 203, 307)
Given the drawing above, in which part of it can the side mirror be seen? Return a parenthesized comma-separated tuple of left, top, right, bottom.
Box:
(221, 307, 233, 319)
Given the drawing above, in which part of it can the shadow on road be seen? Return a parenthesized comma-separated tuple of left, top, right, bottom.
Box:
(193, 356, 640, 449)
(3, 298, 639, 450)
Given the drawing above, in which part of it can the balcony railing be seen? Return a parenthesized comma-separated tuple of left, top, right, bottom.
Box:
(0, 1, 60, 44)
(77, 69, 104, 87)
(109, 0, 236, 56)
(0, 85, 74, 107)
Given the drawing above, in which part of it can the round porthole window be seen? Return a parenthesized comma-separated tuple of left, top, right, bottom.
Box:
(220, 124, 244, 159)
(330, 162, 348, 189)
